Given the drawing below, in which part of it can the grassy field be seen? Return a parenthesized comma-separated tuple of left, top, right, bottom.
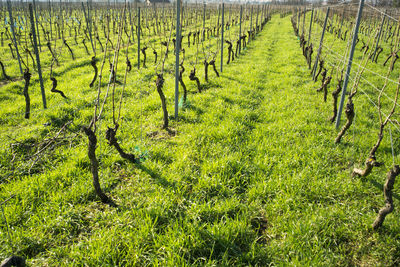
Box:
(1, 13, 400, 266)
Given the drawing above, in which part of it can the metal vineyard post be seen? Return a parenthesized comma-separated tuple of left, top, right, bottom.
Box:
(336, 0, 365, 129)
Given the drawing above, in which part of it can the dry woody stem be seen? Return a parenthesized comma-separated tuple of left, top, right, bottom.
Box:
(105, 125, 135, 162)
(330, 73, 343, 123)
(90, 56, 98, 88)
(50, 77, 67, 99)
(156, 73, 168, 129)
(335, 100, 354, 144)
(23, 69, 31, 119)
(82, 127, 111, 204)
(189, 67, 201, 93)
(372, 165, 400, 229)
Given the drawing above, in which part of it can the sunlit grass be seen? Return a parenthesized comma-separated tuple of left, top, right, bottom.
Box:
(0, 13, 399, 266)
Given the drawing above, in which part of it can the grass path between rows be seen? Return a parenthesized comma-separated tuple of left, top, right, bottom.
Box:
(1, 15, 400, 266)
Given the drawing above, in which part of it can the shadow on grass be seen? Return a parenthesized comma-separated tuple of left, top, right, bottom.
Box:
(0, 76, 24, 87)
(223, 75, 242, 83)
(52, 58, 92, 78)
(135, 163, 177, 190)
(367, 178, 400, 201)
(180, 103, 204, 117)
(220, 95, 235, 105)
(202, 81, 222, 90)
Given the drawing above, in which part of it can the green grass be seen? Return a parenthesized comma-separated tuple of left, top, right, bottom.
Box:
(1, 14, 400, 266)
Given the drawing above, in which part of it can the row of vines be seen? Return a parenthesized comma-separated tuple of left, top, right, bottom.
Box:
(0, 1, 278, 209)
(291, 2, 400, 229)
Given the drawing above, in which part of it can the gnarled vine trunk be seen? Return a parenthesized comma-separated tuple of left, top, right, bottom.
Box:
(209, 60, 219, 77)
(179, 64, 187, 104)
(50, 77, 67, 98)
(105, 126, 135, 162)
(189, 68, 201, 93)
(23, 69, 31, 119)
(204, 60, 209, 82)
(372, 165, 400, 229)
(335, 100, 355, 144)
(90, 56, 98, 87)
(330, 75, 343, 123)
(156, 73, 168, 129)
(82, 126, 111, 204)
(0, 61, 11, 80)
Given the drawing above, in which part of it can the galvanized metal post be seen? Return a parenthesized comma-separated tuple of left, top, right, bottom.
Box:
(307, 8, 314, 45)
(220, 3, 224, 73)
(202, 2, 205, 41)
(29, 3, 46, 109)
(48, 0, 52, 41)
(336, 0, 365, 129)
(249, 5, 252, 42)
(239, 4, 242, 54)
(175, 0, 180, 119)
(302, 6, 306, 36)
(311, 7, 330, 80)
(6, 0, 22, 75)
(137, 7, 140, 69)
(32, 0, 41, 51)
